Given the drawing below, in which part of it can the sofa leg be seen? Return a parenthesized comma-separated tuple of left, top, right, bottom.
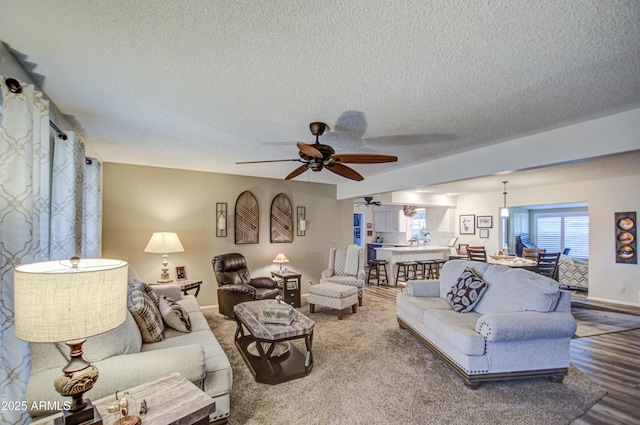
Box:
(351, 303, 357, 314)
(358, 296, 363, 307)
(309, 303, 315, 313)
(463, 379, 481, 390)
(338, 309, 343, 320)
(549, 373, 565, 383)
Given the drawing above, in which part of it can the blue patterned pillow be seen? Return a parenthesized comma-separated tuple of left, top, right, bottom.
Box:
(446, 267, 488, 313)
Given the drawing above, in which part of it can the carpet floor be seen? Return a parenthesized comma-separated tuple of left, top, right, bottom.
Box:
(572, 307, 640, 338)
(204, 296, 606, 425)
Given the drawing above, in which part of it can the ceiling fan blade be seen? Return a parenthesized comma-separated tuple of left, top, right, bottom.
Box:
(326, 163, 364, 181)
(331, 153, 398, 164)
(236, 159, 300, 164)
(285, 164, 309, 180)
(296, 142, 323, 159)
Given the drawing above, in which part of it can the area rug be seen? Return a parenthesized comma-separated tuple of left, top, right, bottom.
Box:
(572, 307, 640, 338)
(204, 297, 606, 425)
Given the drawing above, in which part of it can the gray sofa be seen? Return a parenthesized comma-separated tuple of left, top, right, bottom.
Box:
(26, 278, 232, 424)
(396, 260, 576, 389)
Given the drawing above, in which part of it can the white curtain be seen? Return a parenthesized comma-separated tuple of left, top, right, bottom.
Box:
(0, 77, 102, 425)
(0, 76, 51, 425)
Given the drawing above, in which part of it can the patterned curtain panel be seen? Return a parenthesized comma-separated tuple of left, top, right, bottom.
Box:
(50, 131, 85, 260)
(0, 76, 51, 425)
(82, 157, 102, 258)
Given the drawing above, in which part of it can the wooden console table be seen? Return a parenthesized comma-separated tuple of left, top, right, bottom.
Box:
(271, 270, 301, 308)
(32, 372, 215, 425)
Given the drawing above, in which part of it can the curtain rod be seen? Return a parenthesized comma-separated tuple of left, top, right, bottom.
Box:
(5, 77, 68, 141)
(49, 121, 68, 140)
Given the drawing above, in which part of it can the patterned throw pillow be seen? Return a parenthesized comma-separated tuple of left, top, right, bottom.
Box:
(158, 295, 192, 332)
(128, 287, 165, 342)
(446, 267, 488, 313)
(130, 279, 160, 307)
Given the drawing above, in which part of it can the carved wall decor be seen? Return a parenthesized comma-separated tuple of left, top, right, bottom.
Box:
(615, 212, 636, 264)
(235, 191, 259, 244)
(270, 193, 293, 243)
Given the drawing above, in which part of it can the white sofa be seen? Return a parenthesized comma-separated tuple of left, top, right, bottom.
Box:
(396, 260, 576, 389)
(26, 279, 232, 424)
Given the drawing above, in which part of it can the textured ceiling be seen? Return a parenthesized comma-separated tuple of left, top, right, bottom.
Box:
(1, 1, 639, 188)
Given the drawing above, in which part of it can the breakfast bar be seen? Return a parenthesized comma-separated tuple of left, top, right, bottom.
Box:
(375, 246, 453, 284)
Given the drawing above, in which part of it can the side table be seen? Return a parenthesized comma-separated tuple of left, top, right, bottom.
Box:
(178, 279, 203, 298)
(271, 270, 302, 308)
(31, 372, 215, 425)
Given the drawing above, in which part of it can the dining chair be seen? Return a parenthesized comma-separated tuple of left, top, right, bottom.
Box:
(523, 247, 546, 261)
(535, 252, 560, 280)
(467, 246, 487, 262)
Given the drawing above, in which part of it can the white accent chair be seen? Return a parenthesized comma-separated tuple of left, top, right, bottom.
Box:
(320, 245, 366, 306)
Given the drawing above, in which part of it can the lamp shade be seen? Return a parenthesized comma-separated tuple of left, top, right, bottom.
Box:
(273, 253, 289, 264)
(14, 258, 128, 343)
(144, 232, 184, 254)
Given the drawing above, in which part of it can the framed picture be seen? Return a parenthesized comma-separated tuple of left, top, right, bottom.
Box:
(458, 244, 469, 256)
(479, 229, 489, 239)
(477, 216, 493, 228)
(366, 222, 372, 229)
(459, 214, 476, 234)
(367, 230, 373, 236)
(175, 266, 187, 280)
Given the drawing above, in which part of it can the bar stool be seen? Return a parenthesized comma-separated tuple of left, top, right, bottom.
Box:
(367, 259, 389, 285)
(433, 259, 448, 279)
(417, 260, 436, 279)
(395, 261, 418, 287)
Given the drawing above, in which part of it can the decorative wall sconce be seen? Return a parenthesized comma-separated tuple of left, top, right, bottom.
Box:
(216, 202, 227, 237)
(297, 206, 306, 236)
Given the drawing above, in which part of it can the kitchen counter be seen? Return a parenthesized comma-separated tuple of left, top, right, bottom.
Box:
(374, 246, 453, 284)
(375, 245, 451, 253)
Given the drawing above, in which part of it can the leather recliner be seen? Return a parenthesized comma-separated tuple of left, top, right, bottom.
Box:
(212, 253, 279, 318)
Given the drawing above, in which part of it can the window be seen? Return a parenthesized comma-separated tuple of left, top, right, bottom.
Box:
(533, 211, 589, 258)
(411, 208, 426, 239)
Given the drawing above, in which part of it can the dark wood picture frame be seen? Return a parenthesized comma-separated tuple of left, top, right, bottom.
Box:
(477, 215, 493, 228)
(175, 265, 187, 280)
(459, 214, 475, 234)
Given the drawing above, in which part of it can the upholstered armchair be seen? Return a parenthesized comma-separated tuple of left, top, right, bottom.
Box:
(212, 253, 279, 318)
(320, 245, 366, 306)
(558, 254, 589, 290)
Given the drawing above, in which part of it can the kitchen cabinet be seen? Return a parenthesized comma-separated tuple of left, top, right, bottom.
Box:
(424, 208, 454, 233)
(373, 210, 408, 232)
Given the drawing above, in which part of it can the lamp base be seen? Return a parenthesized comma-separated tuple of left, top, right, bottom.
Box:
(54, 399, 102, 425)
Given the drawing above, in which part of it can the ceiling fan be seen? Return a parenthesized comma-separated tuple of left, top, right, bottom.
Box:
(355, 196, 381, 207)
(237, 122, 398, 181)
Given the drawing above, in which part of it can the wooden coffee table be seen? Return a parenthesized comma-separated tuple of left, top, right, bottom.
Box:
(234, 299, 315, 385)
(31, 373, 215, 425)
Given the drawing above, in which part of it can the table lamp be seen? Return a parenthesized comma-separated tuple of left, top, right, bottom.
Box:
(144, 232, 184, 282)
(273, 253, 289, 271)
(14, 257, 128, 425)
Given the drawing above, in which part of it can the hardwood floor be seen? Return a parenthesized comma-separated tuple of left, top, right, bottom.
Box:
(365, 284, 640, 425)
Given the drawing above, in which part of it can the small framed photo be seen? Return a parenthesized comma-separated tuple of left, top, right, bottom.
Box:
(367, 230, 373, 236)
(366, 222, 372, 229)
(458, 244, 469, 256)
(479, 229, 489, 239)
(175, 266, 187, 280)
(477, 216, 493, 228)
(459, 214, 476, 234)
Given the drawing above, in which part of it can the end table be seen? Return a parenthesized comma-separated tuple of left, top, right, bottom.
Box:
(271, 270, 302, 308)
(178, 279, 203, 298)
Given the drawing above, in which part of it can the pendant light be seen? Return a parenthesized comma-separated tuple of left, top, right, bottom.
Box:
(500, 181, 510, 218)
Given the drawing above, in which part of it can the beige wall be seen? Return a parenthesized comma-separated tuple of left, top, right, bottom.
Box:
(455, 174, 640, 306)
(102, 163, 354, 306)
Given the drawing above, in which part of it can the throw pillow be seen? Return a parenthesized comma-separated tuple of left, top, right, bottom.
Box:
(446, 267, 488, 313)
(130, 278, 160, 307)
(128, 287, 165, 343)
(158, 295, 192, 332)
